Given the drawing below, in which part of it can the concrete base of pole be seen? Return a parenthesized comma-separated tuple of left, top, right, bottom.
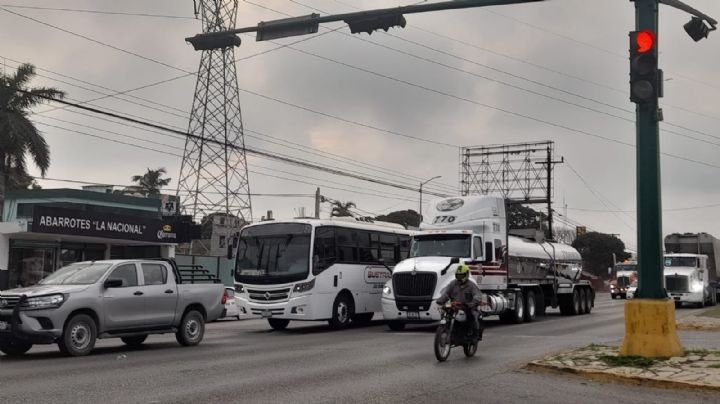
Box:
(620, 299, 684, 358)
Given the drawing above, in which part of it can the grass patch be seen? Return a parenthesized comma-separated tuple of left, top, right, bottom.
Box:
(709, 364, 720, 369)
(584, 344, 611, 352)
(685, 348, 720, 356)
(699, 306, 720, 319)
(599, 355, 658, 368)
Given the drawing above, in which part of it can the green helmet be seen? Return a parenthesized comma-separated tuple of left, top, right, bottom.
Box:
(455, 265, 470, 283)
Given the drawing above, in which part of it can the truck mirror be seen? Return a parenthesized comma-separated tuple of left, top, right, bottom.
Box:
(104, 278, 124, 288)
(450, 257, 460, 265)
(608, 267, 612, 275)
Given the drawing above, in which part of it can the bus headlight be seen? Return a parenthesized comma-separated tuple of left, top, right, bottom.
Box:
(383, 285, 392, 296)
(293, 279, 315, 293)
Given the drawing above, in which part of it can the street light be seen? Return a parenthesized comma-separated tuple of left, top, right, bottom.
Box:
(419, 176, 442, 219)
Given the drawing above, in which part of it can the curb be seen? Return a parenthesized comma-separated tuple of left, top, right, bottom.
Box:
(526, 361, 720, 392)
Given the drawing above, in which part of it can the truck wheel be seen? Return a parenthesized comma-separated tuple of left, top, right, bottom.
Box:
(579, 289, 588, 314)
(328, 294, 353, 330)
(387, 321, 406, 331)
(353, 312, 374, 326)
(268, 319, 290, 330)
(58, 314, 97, 357)
(121, 336, 147, 347)
(675, 301, 682, 309)
(175, 310, 205, 346)
(611, 294, 616, 300)
(0, 339, 33, 357)
(572, 289, 581, 315)
(500, 291, 525, 324)
(558, 295, 571, 316)
(524, 290, 537, 322)
(585, 289, 593, 314)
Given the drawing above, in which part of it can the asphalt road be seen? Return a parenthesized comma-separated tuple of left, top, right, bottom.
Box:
(1, 294, 718, 404)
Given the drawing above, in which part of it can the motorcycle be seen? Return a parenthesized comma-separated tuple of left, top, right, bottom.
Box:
(434, 301, 483, 362)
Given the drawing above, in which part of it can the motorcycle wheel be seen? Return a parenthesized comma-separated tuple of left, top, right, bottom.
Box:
(463, 340, 478, 357)
(434, 325, 451, 362)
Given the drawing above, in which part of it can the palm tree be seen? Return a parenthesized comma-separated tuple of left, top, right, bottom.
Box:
(0, 63, 64, 217)
(130, 167, 172, 196)
(330, 201, 356, 217)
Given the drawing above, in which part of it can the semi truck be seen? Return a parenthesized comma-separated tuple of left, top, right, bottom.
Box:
(381, 196, 594, 330)
(610, 261, 637, 299)
(664, 233, 720, 308)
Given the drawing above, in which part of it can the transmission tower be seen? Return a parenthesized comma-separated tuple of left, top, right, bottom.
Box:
(177, 0, 252, 224)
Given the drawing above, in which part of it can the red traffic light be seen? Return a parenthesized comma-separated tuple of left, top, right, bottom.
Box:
(635, 30, 655, 53)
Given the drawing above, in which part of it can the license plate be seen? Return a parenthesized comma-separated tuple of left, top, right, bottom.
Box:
(261, 310, 272, 318)
(407, 312, 420, 320)
(0, 321, 8, 331)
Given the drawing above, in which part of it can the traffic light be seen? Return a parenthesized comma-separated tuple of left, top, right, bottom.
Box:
(345, 14, 407, 35)
(186, 33, 241, 51)
(629, 30, 660, 104)
(684, 17, 711, 42)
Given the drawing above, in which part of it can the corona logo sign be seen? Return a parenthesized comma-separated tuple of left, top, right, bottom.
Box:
(162, 224, 172, 232)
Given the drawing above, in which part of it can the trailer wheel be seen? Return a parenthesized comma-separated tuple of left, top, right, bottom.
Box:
(578, 288, 588, 314)
(572, 289, 581, 315)
(523, 290, 537, 322)
(585, 289, 593, 314)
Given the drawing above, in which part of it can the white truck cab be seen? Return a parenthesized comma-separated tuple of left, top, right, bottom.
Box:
(664, 253, 716, 307)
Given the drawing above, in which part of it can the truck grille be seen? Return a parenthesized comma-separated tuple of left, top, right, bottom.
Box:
(0, 295, 21, 311)
(665, 275, 689, 292)
(247, 288, 291, 304)
(393, 272, 437, 297)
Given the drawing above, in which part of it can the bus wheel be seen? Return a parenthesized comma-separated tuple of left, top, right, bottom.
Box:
(329, 294, 353, 330)
(268, 319, 290, 330)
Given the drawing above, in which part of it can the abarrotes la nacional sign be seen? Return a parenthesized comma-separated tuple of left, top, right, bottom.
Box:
(32, 206, 189, 243)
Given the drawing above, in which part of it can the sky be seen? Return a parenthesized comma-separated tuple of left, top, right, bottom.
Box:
(1, 0, 720, 251)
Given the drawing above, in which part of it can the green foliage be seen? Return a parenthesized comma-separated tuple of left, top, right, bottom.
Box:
(598, 355, 658, 368)
(129, 167, 171, 197)
(375, 209, 420, 228)
(572, 232, 630, 279)
(507, 204, 546, 230)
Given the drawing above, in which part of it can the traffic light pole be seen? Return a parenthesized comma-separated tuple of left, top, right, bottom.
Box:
(621, 0, 683, 359)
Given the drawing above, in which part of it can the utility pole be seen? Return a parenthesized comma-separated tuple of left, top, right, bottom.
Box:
(538, 146, 563, 240)
(419, 176, 441, 219)
(315, 188, 321, 219)
(621, 0, 716, 358)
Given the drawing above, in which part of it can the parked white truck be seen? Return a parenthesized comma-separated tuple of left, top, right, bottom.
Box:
(382, 196, 594, 330)
(664, 233, 720, 308)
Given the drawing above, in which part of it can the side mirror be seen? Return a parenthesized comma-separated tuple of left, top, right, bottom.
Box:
(104, 278, 124, 288)
(450, 257, 460, 265)
(377, 258, 392, 272)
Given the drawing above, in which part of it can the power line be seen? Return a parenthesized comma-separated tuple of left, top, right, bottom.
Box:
(0, 4, 197, 20)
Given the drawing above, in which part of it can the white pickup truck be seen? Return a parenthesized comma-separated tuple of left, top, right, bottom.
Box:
(0, 259, 225, 357)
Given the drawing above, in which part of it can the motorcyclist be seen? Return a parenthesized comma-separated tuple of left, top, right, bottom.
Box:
(436, 264, 482, 339)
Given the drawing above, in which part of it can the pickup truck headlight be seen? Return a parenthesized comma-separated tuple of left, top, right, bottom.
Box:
(22, 294, 65, 310)
(383, 285, 392, 296)
(293, 279, 315, 293)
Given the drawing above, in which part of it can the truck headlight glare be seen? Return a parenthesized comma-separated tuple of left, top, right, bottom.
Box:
(383, 285, 392, 296)
(22, 294, 65, 310)
(691, 282, 703, 293)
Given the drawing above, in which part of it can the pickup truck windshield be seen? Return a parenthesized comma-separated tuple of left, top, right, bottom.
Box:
(410, 234, 471, 258)
(664, 257, 698, 267)
(39, 263, 112, 285)
(235, 223, 311, 284)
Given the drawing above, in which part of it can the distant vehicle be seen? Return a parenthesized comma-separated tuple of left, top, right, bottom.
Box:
(626, 281, 638, 299)
(221, 287, 240, 320)
(664, 233, 720, 308)
(0, 259, 224, 357)
(610, 261, 637, 299)
(381, 195, 594, 331)
(232, 217, 413, 330)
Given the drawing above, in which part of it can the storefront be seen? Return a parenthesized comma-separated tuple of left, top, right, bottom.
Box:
(0, 189, 197, 290)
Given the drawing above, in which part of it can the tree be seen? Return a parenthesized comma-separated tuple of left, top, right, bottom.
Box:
(0, 63, 64, 216)
(507, 204, 547, 230)
(375, 209, 421, 228)
(553, 227, 577, 245)
(130, 167, 171, 196)
(572, 232, 631, 279)
(330, 200, 355, 217)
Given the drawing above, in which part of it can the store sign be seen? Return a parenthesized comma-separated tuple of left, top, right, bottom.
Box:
(32, 207, 194, 243)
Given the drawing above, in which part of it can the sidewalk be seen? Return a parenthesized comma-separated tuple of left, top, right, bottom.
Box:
(528, 344, 720, 391)
(677, 305, 720, 331)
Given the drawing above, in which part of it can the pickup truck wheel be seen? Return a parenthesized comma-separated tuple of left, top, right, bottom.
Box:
(59, 314, 97, 357)
(268, 319, 290, 330)
(121, 336, 148, 347)
(0, 339, 33, 356)
(175, 310, 205, 346)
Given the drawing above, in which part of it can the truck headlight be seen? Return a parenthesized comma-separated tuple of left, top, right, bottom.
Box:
(383, 285, 392, 296)
(691, 282, 703, 293)
(293, 279, 315, 293)
(22, 294, 65, 310)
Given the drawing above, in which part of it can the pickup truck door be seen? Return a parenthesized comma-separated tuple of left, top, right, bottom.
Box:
(102, 263, 146, 330)
(139, 263, 178, 326)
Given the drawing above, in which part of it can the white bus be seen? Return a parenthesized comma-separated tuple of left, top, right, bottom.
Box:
(233, 217, 413, 330)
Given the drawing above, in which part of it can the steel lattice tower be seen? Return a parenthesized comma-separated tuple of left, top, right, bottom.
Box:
(177, 0, 252, 223)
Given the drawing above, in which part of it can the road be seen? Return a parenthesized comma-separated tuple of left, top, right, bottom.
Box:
(1, 294, 718, 403)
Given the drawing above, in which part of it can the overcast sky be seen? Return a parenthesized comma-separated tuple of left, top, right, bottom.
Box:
(2, 0, 720, 250)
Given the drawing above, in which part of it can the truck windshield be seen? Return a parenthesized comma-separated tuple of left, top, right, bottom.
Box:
(39, 263, 112, 285)
(664, 257, 698, 267)
(617, 276, 631, 287)
(615, 264, 636, 272)
(410, 234, 470, 258)
(235, 223, 311, 284)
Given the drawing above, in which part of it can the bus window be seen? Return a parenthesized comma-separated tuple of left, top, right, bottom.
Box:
(399, 235, 411, 260)
(357, 230, 374, 263)
(370, 233, 381, 261)
(313, 227, 336, 275)
(336, 228, 357, 262)
(380, 234, 397, 264)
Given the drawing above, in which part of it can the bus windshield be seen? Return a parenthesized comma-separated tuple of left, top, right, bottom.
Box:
(410, 234, 471, 258)
(664, 256, 698, 268)
(235, 223, 311, 284)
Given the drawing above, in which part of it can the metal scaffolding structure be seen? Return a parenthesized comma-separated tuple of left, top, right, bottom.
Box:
(459, 141, 561, 237)
(177, 0, 252, 223)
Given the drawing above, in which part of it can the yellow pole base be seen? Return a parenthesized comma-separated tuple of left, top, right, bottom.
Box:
(620, 299, 684, 358)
